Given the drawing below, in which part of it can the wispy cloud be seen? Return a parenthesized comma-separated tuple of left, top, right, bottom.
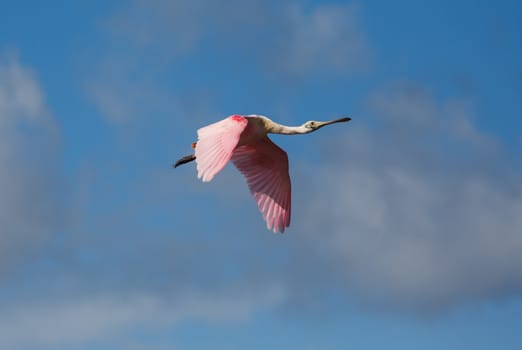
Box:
(109, 0, 371, 76)
(87, 0, 370, 123)
(368, 81, 497, 146)
(269, 3, 371, 76)
(293, 82, 522, 313)
(0, 286, 286, 349)
(0, 53, 63, 275)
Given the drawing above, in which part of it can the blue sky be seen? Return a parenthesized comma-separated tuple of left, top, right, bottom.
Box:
(1, 0, 521, 349)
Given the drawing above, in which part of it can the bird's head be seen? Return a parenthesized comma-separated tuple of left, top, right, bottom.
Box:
(302, 117, 351, 133)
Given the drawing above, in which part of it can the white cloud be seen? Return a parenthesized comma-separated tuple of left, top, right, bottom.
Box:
(88, 1, 370, 123)
(0, 286, 286, 349)
(108, 0, 271, 58)
(110, 0, 214, 55)
(85, 58, 177, 124)
(367, 81, 497, 147)
(0, 56, 47, 127)
(294, 82, 522, 313)
(271, 3, 371, 76)
(0, 54, 62, 274)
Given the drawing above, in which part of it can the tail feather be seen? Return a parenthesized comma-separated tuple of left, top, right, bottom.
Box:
(173, 154, 196, 168)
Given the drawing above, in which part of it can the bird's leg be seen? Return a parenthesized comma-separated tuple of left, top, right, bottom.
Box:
(173, 142, 197, 168)
(173, 154, 196, 168)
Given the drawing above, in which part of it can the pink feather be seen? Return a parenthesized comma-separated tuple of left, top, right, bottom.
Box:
(194, 115, 291, 233)
(232, 137, 291, 233)
(195, 116, 248, 182)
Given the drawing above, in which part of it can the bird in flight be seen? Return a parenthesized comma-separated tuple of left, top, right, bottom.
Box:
(174, 114, 351, 233)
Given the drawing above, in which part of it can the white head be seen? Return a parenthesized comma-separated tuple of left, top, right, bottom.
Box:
(301, 117, 351, 133)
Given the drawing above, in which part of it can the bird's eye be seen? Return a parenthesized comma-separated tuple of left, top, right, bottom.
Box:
(307, 121, 315, 128)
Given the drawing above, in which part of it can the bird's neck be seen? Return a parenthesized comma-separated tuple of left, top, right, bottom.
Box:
(253, 116, 310, 135)
(269, 123, 309, 135)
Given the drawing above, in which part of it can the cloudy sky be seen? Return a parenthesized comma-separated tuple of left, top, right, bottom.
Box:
(1, 0, 521, 349)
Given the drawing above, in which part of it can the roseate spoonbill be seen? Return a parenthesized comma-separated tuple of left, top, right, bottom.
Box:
(174, 114, 351, 233)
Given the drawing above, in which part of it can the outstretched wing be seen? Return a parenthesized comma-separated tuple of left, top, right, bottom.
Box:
(195, 115, 248, 182)
(231, 136, 291, 233)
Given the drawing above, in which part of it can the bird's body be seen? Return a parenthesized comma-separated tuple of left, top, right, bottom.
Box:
(175, 114, 350, 233)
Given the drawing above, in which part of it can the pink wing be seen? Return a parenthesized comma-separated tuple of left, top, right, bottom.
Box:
(231, 136, 291, 233)
(195, 115, 248, 182)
